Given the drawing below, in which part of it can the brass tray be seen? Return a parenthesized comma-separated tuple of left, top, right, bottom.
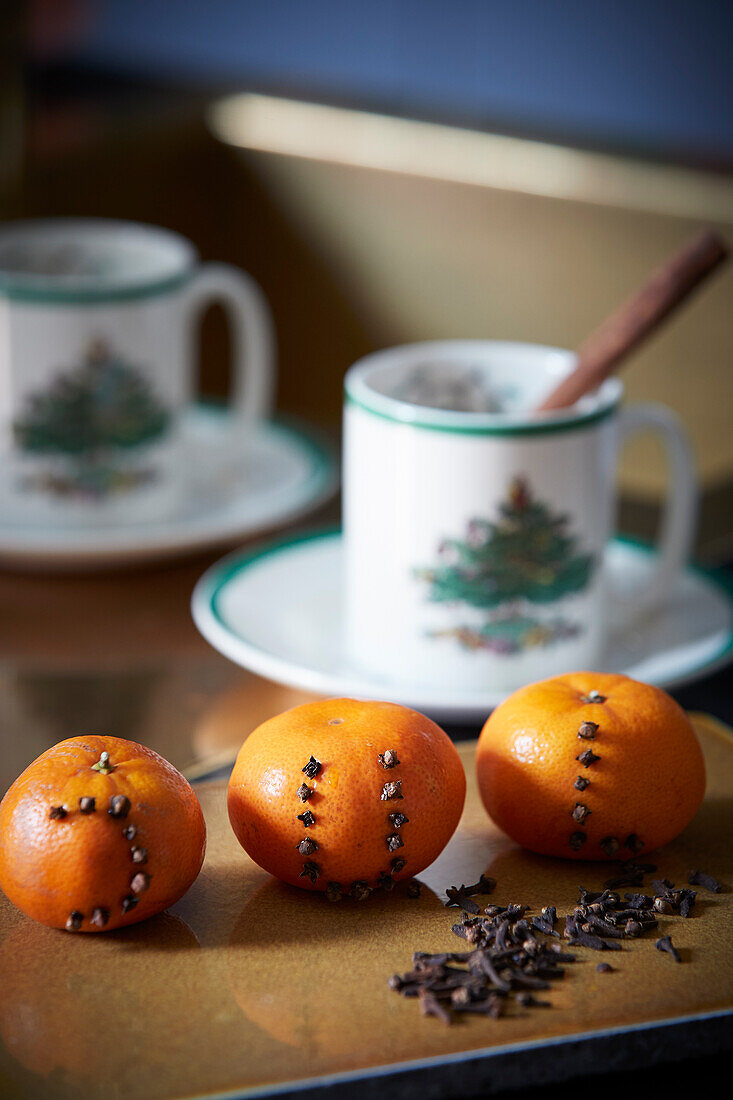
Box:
(0, 715, 730, 1099)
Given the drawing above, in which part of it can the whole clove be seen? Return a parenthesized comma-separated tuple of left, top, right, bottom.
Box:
(78, 797, 96, 814)
(406, 881, 422, 898)
(378, 750, 399, 769)
(391, 857, 407, 873)
(297, 810, 315, 828)
(445, 885, 481, 914)
(577, 721, 599, 740)
(574, 776, 591, 792)
(389, 812, 409, 828)
(386, 833, 404, 852)
(325, 882, 342, 902)
(49, 805, 68, 820)
(381, 780, 403, 801)
(301, 756, 322, 778)
(296, 837, 318, 856)
(688, 869, 722, 894)
(576, 748, 601, 767)
(655, 935, 681, 962)
(299, 860, 321, 883)
(108, 795, 131, 819)
(65, 910, 83, 931)
(350, 880, 371, 901)
(296, 783, 312, 802)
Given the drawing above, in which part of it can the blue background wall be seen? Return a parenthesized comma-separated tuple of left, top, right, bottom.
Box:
(71, 0, 733, 162)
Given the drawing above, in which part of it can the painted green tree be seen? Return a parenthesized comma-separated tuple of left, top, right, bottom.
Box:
(416, 477, 595, 653)
(14, 339, 170, 497)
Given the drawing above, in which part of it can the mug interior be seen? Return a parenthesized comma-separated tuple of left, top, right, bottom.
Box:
(0, 219, 196, 297)
(345, 340, 622, 430)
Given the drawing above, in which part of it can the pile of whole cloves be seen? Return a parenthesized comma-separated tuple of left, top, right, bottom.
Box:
(388, 863, 723, 1024)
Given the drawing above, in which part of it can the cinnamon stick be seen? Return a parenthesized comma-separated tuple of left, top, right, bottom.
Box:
(538, 229, 728, 412)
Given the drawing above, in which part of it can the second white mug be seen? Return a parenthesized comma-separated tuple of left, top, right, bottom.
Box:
(343, 340, 697, 694)
(0, 218, 275, 526)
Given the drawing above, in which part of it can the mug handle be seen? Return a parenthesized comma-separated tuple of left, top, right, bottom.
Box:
(184, 263, 276, 421)
(613, 403, 697, 609)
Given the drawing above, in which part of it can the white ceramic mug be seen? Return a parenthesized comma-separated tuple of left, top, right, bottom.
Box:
(344, 340, 697, 694)
(0, 219, 275, 525)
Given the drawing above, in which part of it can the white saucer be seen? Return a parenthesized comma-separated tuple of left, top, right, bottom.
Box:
(192, 529, 733, 723)
(0, 407, 337, 570)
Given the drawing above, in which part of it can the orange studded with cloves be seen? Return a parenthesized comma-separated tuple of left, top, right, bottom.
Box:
(476, 672, 706, 860)
(227, 698, 465, 896)
(0, 735, 206, 931)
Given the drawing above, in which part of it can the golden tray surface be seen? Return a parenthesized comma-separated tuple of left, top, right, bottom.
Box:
(0, 714, 730, 1099)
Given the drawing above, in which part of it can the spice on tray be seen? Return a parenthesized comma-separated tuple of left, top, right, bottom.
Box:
(390, 855, 709, 1024)
(444, 885, 482, 914)
(688, 869, 722, 893)
(655, 934, 681, 962)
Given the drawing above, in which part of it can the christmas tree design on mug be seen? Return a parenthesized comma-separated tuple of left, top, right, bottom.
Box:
(13, 338, 170, 499)
(415, 477, 596, 655)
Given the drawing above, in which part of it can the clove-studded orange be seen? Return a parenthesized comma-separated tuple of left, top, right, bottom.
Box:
(476, 672, 706, 860)
(0, 735, 206, 931)
(227, 698, 466, 894)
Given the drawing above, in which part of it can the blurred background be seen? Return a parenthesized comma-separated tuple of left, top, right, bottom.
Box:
(0, 0, 732, 772)
(2, 0, 732, 551)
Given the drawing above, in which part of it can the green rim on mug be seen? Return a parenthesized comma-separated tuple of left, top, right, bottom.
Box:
(0, 220, 196, 304)
(344, 341, 623, 437)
